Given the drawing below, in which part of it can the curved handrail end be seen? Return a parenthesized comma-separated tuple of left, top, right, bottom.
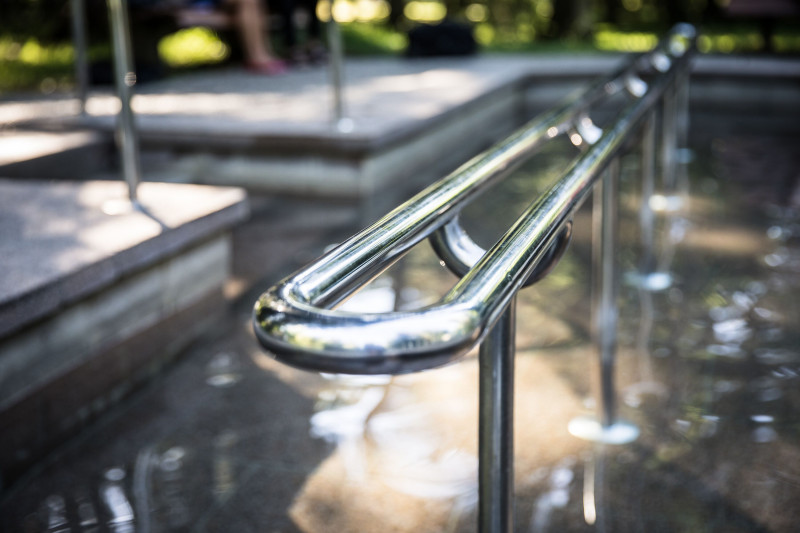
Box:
(253, 289, 484, 375)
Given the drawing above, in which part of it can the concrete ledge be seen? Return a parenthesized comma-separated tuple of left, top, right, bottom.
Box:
(0, 180, 248, 338)
(0, 286, 226, 490)
(170, 81, 528, 199)
(0, 179, 248, 488)
(5, 55, 798, 198)
(0, 179, 248, 400)
(0, 235, 232, 412)
(0, 130, 113, 180)
(692, 54, 800, 79)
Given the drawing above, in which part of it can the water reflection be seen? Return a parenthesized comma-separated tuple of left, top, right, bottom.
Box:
(156, 447, 191, 529)
(308, 373, 478, 503)
(5, 127, 800, 532)
(529, 457, 576, 531)
(100, 468, 135, 532)
(213, 431, 238, 502)
(299, 276, 480, 528)
(368, 406, 476, 501)
(205, 352, 243, 388)
(41, 495, 69, 532)
(311, 381, 386, 481)
(75, 489, 100, 532)
(624, 284, 668, 409)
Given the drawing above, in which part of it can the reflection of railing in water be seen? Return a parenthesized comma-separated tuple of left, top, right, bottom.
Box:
(253, 24, 695, 533)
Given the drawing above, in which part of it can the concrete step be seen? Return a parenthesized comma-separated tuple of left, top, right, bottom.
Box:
(0, 179, 248, 488)
(0, 130, 112, 180)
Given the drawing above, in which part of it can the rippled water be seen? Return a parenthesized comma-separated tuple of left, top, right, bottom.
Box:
(2, 128, 799, 532)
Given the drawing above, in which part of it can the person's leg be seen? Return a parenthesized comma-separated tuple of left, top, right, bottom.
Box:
(230, 0, 286, 71)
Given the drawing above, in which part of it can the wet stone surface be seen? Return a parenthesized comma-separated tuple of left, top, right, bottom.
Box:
(2, 125, 800, 532)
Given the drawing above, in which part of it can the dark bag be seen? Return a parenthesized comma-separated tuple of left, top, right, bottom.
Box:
(406, 21, 478, 57)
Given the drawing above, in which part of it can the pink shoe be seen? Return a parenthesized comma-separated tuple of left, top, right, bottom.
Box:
(245, 59, 288, 75)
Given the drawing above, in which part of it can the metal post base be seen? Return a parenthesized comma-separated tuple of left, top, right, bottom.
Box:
(102, 198, 142, 216)
(649, 193, 685, 213)
(623, 271, 674, 291)
(567, 416, 639, 445)
(335, 117, 355, 133)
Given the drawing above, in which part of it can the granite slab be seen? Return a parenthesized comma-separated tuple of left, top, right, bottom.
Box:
(0, 179, 248, 338)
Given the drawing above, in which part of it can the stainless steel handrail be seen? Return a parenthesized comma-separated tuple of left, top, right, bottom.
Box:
(253, 24, 696, 376)
(255, 24, 695, 533)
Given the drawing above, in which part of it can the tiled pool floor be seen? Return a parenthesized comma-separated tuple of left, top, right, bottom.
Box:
(2, 129, 799, 532)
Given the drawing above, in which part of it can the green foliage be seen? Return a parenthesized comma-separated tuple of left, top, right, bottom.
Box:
(0, 60, 73, 94)
(0, 38, 74, 93)
(697, 23, 800, 53)
(341, 22, 408, 54)
(1, 0, 799, 93)
(0, 0, 72, 42)
(158, 27, 230, 68)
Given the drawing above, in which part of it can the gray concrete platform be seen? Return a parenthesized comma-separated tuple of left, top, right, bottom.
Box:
(0, 130, 113, 180)
(0, 179, 248, 487)
(2, 56, 630, 198)
(0, 179, 247, 339)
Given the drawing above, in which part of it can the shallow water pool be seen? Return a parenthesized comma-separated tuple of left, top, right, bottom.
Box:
(2, 125, 799, 532)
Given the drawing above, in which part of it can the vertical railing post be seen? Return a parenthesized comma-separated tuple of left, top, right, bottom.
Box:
(70, 0, 89, 115)
(634, 111, 675, 291)
(478, 299, 516, 533)
(326, 4, 352, 132)
(674, 68, 691, 199)
(107, 0, 141, 204)
(633, 113, 665, 390)
(639, 113, 656, 277)
(660, 85, 678, 194)
(594, 159, 620, 429)
(568, 160, 638, 444)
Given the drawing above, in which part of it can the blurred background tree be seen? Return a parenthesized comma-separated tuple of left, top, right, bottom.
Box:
(1, 0, 799, 92)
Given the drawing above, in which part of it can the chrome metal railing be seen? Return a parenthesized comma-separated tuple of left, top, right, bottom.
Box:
(254, 24, 695, 533)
